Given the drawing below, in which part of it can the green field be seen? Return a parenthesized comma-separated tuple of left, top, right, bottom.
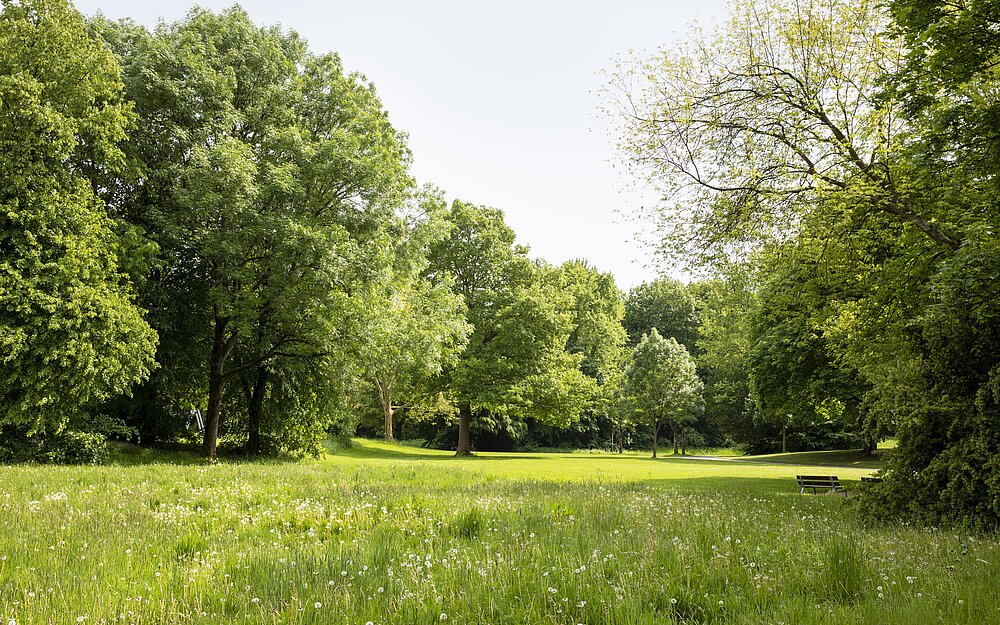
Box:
(1, 441, 997, 624)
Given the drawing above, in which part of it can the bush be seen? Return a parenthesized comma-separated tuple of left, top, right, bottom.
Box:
(0, 426, 108, 464)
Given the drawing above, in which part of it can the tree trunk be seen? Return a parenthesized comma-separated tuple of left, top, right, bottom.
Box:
(782, 423, 788, 454)
(246, 367, 268, 456)
(672, 421, 679, 455)
(681, 427, 687, 455)
(862, 434, 876, 457)
(652, 423, 658, 458)
(456, 402, 473, 456)
(383, 400, 394, 441)
(201, 314, 233, 461)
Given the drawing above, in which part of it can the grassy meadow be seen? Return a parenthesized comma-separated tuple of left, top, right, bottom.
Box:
(1, 440, 997, 624)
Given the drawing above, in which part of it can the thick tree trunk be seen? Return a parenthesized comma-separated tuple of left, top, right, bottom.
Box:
(672, 421, 679, 455)
(681, 427, 687, 455)
(201, 314, 233, 461)
(652, 424, 658, 458)
(246, 367, 268, 456)
(456, 402, 473, 456)
(782, 423, 788, 454)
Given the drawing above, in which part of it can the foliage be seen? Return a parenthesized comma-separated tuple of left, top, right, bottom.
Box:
(357, 190, 471, 440)
(607, 0, 959, 266)
(427, 201, 594, 453)
(622, 328, 703, 457)
(748, 242, 871, 453)
(94, 7, 412, 458)
(623, 278, 699, 352)
(0, 0, 157, 442)
(689, 274, 759, 449)
(611, 0, 1000, 527)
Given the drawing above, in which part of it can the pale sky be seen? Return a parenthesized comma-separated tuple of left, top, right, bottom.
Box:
(74, 0, 729, 290)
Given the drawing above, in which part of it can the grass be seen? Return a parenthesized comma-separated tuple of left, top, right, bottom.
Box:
(0, 439, 997, 624)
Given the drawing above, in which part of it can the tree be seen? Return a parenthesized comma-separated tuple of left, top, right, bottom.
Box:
(607, 0, 960, 267)
(525, 260, 628, 450)
(622, 329, 703, 457)
(748, 243, 871, 454)
(0, 0, 156, 444)
(689, 273, 758, 450)
(623, 279, 700, 352)
(358, 194, 470, 441)
(427, 200, 594, 455)
(96, 8, 412, 458)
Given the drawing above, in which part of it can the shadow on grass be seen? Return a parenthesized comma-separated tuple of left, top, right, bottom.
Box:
(336, 443, 735, 464)
(743, 449, 885, 470)
(106, 441, 309, 467)
(641, 475, 864, 496)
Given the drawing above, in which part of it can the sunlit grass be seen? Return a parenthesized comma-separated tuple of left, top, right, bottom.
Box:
(1, 442, 996, 624)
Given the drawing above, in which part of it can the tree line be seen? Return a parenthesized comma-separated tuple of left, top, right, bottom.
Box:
(3, 0, 998, 530)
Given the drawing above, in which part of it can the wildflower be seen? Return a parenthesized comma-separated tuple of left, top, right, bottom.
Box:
(670, 598, 677, 605)
(439, 613, 448, 621)
(314, 602, 322, 609)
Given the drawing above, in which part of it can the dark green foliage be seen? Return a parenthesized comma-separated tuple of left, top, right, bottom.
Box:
(623, 278, 700, 352)
(0, 425, 109, 464)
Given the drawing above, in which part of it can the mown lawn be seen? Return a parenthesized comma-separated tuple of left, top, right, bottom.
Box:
(0, 441, 996, 624)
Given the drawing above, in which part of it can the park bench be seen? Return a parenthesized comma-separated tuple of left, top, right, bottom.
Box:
(861, 476, 883, 484)
(796, 475, 844, 495)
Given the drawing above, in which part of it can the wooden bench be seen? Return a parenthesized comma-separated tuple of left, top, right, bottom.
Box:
(796, 475, 843, 495)
(860, 476, 883, 484)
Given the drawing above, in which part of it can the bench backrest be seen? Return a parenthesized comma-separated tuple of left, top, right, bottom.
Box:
(796, 475, 841, 487)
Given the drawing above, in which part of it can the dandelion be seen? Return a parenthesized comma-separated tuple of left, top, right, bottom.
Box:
(314, 602, 322, 609)
(439, 613, 448, 621)
(251, 597, 260, 604)
(670, 598, 677, 605)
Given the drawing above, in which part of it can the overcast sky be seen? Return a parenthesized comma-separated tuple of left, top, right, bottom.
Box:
(74, 0, 729, 289)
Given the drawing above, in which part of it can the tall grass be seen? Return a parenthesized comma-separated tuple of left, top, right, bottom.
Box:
(0, 452, 997, 624)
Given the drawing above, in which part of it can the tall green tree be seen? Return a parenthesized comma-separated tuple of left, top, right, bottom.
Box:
(689, 274, 758, 450)
(427, 200, 593, 455)
(358, 194, 470, 441)
(622, 328, 703, 457)
(748, 243, 872, 453)
(97, 8, 412, 458)
(0, 0, 156, 443)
